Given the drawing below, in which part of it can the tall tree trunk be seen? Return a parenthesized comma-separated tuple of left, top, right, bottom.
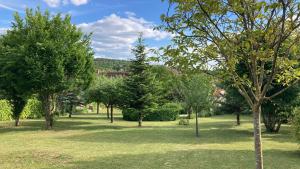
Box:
(68, 104, 73, 118)
(41, 93, 53, 130)
(12, 98, 26, 127)
(97, 102, 100, 114)
(253, 104, 263, 169)
(110, 105, 114, 123)
(106, 105, 110, 119)
(15, 117, 20, 126)
(236, 113, 240, 126)
(188, 107, 192, 119)
(195, 111, 199, 137)
(138, 112, 143, 127)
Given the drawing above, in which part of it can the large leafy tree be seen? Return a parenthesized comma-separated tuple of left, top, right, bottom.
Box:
(6, 9, 94, 129)
(159, 1, 300, 168)
(262, 83, 300, 133)
(218, 82, 248, 126)
(0, 26, 33, 126)
(122, 35, 154, 127)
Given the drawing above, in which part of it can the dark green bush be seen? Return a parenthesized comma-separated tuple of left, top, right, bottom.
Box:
(0, 100, 12, 121)
(122, 103, 183, 121)
(293, 108, 300, 143)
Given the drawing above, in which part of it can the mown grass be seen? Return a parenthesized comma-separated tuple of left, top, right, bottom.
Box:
(0, 112, 299, 169)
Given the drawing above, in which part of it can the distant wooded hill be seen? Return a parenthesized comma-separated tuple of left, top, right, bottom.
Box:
(94, 58, 131, 71)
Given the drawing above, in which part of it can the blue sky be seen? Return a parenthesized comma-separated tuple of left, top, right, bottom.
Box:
(0, 0, 171, 60)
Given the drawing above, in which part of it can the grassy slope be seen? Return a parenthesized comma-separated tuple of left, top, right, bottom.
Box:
(0, 113, 299, 169)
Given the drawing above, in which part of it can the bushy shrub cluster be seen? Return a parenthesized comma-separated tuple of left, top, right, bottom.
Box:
(0, 100, 12, 121)
(21, 98, 43, 119)
(293, 109, 300, 143)
(0, 98, 43, 121)
(122, 103, 183, 121)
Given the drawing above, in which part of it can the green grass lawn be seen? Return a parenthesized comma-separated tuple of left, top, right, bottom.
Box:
(0, 113, 299, 169)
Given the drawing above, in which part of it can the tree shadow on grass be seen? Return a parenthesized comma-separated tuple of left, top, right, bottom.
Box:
(56, 149, 300, 169)
(58, 125, 254, 145)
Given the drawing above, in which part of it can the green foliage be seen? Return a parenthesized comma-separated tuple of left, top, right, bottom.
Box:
(0, 100, 12, 121)
(178, 118, 189, 125)
(293, 109, 300, 143)
(149, 65, 183, 104)
(21, 97, 43, 119)
(2, 8, 94, 128)
(262, 84, 300, 132)
(122, 35, 156, 125)
(94, 58, 130, 71)
(216, 82, 249, 115)
(122, 102, 182, 121)
(179, 74, 214, 115)
(86, 76, 123, 106)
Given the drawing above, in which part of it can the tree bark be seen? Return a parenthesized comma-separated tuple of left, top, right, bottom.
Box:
(106, 105, 110, 119)
(97, 102, 100, 114)
(15, 117, 20, 127)
(236, 113, 240, 126)
(138, 112, 143, 127)
(188, 107, 192, 119)
(110, 105, 114, 123)
(68, 104, 73, 118)
(41, 93, 53, 130)
(195, 111, 199, 137)
(253, 104, 263, 169)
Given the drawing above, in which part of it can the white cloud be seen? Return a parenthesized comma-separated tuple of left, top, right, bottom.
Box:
(70, 0, 88, 6)
(0, 28, 8, 35)
(78, 13, 171, 59)
(43, 0, 60, 7)
(43, 0, 88, 7)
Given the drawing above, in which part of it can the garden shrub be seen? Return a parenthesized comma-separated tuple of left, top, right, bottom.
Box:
(21, 97, 43, 119)
(293, 109, 300, 143)
(122, 103, 183, 121)
(178, 118, 189, 125)
(0, 99, 12, 121)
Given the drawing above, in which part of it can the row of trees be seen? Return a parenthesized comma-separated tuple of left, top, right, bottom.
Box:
(0, 9, 94, 129)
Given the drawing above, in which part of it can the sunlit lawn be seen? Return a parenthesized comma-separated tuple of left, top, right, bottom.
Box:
(0, 111, 299, 169)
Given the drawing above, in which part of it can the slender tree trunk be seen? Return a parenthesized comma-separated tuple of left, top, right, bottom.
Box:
(253, 104, 263, 169)
(41, 93, 53, 130)
(187, 106, 192, 119)
(15, 117, 20, 126)
(12, 98, 26, 127)
(110, 105, 114, 123)
(106, 105, 110, 119)
(195, 111, 199, 137)
(236, 113, 240, 126)
(138, 112, 143, 127)
(97, 102, 100, 114)
(69, 104, 73, 118)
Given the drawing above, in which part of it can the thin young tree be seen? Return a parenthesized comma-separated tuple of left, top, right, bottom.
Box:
(160, 1, 300, 168)
(180, 74, 214, 137)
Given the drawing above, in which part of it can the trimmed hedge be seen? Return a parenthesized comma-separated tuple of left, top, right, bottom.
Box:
(122, 103, 183, 121)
